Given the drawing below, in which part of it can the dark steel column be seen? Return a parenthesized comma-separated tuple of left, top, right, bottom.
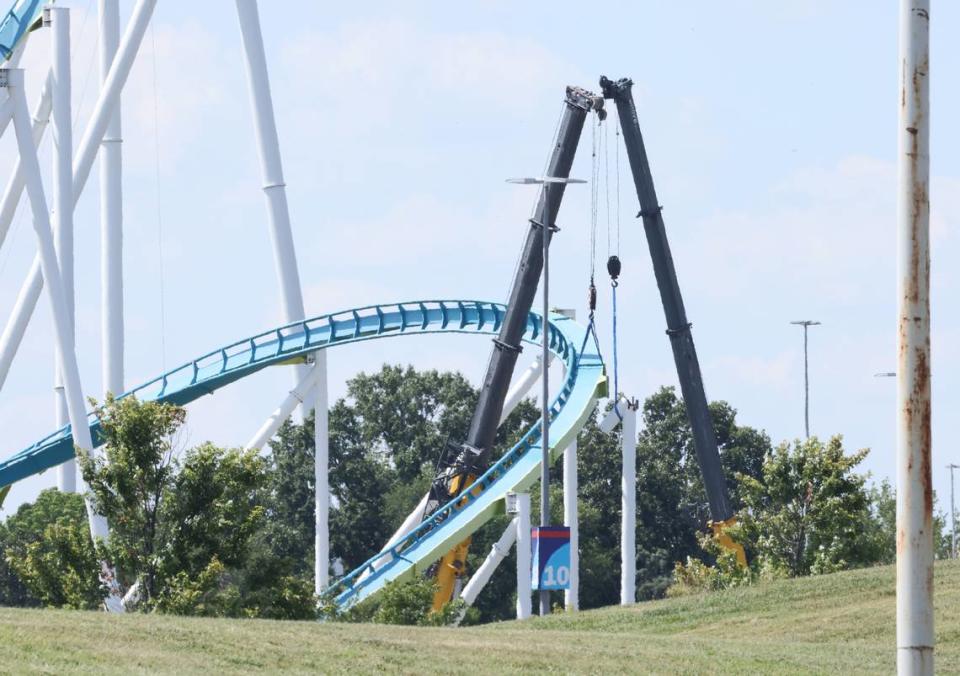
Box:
(600, 76, 732, 522)
(463, 87, 602, 467)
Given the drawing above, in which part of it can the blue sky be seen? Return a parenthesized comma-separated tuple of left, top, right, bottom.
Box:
(1, 1, 959, 517)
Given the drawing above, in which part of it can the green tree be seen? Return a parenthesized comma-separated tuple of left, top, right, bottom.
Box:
(576, 389, 770, 602)
(737, 436, 876, 577)
(9, 521, 105, 609)
(0, 489, 101, 608)
(77, 394, 184, 602)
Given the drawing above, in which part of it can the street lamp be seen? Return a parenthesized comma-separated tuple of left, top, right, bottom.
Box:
(949, 464, 958, 560)
(790, 320, 821, 438)
(507, 175, 585, 617)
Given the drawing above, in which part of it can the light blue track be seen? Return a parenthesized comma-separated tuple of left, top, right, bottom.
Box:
(0, 299, 605, 609)
(0, 0, 42, 61)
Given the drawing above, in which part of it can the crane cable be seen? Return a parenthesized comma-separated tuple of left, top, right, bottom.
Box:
(579, 114, 603, 369)
(606, 117, 623, 419)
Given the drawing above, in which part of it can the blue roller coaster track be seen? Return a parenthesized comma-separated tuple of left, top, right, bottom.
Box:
(0, 299, 605, 608)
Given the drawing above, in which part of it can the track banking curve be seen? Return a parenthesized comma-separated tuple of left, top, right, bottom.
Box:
(0, 300, 606, 607)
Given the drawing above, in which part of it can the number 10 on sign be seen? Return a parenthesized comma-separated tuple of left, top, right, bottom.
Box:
(531, 526, 571, 591)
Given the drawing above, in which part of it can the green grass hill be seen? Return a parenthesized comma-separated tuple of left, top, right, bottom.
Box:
(1, 559, 957, 674)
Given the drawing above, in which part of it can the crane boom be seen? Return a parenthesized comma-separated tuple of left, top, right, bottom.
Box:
(429, 85, 604, 608)
(599, 76, 736, 527)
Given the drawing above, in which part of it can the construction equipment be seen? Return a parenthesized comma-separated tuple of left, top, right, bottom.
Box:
(427, 86, 605, 609)
(599, 75, 745, 565)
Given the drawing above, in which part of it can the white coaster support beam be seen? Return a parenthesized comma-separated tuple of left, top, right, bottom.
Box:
(620, 400, 637, 605)
(5, 66, 112, 553)
(48, 6, 76, 493)
(563, 438, 578, 611)
(99, 0, 124, 400)
(515, 492, 532, 620)
(459, 519, 517, 607)
(244, 362, 322, 451)
(0, 0, 157, 393)
(233, 0, 326, 594)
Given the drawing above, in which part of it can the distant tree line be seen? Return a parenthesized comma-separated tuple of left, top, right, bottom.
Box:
(0, 366, 953, 622)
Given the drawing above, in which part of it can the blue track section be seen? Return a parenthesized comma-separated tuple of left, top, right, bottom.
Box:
(0, 0, 42, 61)
(0, 299, 605, 608)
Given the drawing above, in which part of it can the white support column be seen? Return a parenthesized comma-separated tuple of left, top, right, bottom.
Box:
(99, 0, 124, 399)
(244, 362, 321, 450)
(6, 68, 100, 538)
(896, 1, 933, 674)
(563, 439, 578, 611)
(0, 95, 11, 137)
(314, 351, 329, 593)
(0, 0, 156, 394)
(234, 0, 326, 590)
(515, 492, 532, 620)
(48, 6, 76, 493)
(460, 519, 518, 607)
(621, 401, 637, 605)
(233, 0, 305, 329)
(0, 70, 52, 252)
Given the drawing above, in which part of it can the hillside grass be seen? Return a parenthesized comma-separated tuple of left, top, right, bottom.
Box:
(0, 559, 957, 674)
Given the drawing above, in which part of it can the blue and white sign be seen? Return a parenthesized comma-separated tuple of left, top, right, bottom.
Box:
(531, 526, 571, 591)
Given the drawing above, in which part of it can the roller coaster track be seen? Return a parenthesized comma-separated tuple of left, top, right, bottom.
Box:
(0, 299, 605, 608)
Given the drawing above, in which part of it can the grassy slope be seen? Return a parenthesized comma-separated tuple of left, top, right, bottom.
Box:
(1, 560, 957, 675)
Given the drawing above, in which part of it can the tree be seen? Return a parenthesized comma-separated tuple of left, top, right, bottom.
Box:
(736, 436, 877, 577)
(8, 521, 105, 610)
(265, 364, 538, 584)
(78, 395, 299, 617)
(77, 394, 184, 601)
(576, 388, 771, 602)
(0, 489, 101, 608)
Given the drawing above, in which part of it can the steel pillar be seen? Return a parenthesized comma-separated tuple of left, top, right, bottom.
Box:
(895, 1, 933, 673)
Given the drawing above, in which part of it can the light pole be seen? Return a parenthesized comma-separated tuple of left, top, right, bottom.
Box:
(507, 175, 585, 617)
(949, 464, 958, 560)
(790, 320, 821, 438)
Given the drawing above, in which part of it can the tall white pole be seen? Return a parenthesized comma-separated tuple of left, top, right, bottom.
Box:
(99, 0, 124, 399)
(515, 492, 532, 620)
(233, 0, 306, 327)
(0, 71, 52, 252)
(621, 401, 637, 605)
(5, 68, 104, 540)
(0, 0, 156, 393)
(563, 439, 578, 611)
(896, 2, 932, 673)
(48, 7, 76, 493)
(314, 352, 329, 593)
(233, 0, 327, 592)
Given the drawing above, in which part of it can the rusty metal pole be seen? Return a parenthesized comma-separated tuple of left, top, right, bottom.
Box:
(896, 1, 932, 674)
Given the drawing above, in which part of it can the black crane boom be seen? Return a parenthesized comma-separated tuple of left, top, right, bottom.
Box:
(600, 75, 733, 523)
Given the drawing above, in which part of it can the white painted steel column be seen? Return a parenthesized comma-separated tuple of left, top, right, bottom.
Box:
(234, 0, 328, 589)
(99, 0, 124, 399)
(460, 520, 517, 606)
(563, 439, 578, 611)
(0, 71, 52, 251)
(515, 492, 532, 620)
(49, 7, 76, 493)
(314, 352, 329, 593)
(896, 1, 933, 674)
(0, 0, 156, 393)
(621, 401, 637, 605)
(6, 69, 103, 538)
(233, 0, 305, 328)
(244, 362, 322, 450)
